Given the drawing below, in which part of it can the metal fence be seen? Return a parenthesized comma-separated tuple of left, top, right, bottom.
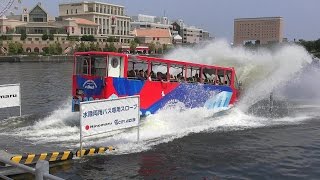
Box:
(0, 156, 64, 180)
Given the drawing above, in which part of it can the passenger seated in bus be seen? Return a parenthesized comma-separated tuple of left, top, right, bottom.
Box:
(156, 72, 163, 81)
(144, 70, 148, 79)
(194, 74, 200, 82)
(177, 74, 185, 82)
(137, 70, 145, 80)
(150, 71, 156, 80)
(170, 75, 177, 82)
(128, 70, 135, 78)
(187, 77, 194, 82)
(134, 70, 139, 77)
(215, 79, 221, 85)
(162, 73, 167, 80)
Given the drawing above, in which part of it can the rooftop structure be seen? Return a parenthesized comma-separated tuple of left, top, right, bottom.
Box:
(133, 28, 172, 45)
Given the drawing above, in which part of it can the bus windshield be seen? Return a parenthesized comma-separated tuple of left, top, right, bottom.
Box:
(75, 56, 107, 77)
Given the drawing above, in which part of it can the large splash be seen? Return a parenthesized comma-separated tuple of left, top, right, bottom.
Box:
(165, 39, 312, 110)
(1, 40, 316, 154)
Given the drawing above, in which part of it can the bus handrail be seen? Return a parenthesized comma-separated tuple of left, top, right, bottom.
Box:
(0, 156, 64, 180)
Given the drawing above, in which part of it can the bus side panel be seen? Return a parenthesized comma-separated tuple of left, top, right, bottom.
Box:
(140, 83, 234, 115)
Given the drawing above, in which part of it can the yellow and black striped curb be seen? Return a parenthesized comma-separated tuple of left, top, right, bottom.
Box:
(75, 146, 115, 157)
(9, 146, 114, 165)
(10, 151, 73, 165)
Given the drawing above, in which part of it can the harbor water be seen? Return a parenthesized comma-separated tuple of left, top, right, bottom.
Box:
(0, 41, 320, 179)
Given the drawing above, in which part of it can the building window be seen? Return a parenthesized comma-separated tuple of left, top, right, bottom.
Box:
(96, 7, 99, 12)
(67, 10, 68, 14)
(76, 9, 78, 14)
(157, 38, 160, 40)
(103, 29, 105, 34)
(95, 18, 98, 23)
(81, 27, 83, 34)
(24, 16, 27, 22)
(71, 9, 73, 14)
(153, 37, 155, 40)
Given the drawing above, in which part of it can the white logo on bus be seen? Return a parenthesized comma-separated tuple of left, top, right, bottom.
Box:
(83, 80, 97, 90)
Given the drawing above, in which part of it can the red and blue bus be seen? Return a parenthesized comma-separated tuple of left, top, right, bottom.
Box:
(72, 52, 241, 115)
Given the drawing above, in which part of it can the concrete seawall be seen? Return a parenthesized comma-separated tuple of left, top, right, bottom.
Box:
(0, 56, 73, 62)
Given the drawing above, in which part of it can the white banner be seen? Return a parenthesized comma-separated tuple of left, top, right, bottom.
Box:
(0, 84, 20, 109)
(80, 96, 140, 137)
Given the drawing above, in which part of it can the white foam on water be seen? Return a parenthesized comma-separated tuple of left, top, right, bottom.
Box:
(2, 40, 316, 154)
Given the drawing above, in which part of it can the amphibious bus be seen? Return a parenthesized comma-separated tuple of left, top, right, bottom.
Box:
(72, 52, 240, 115)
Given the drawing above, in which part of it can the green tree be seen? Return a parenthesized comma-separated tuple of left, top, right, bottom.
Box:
(77, 42, 87, 52)
(48, 34, 54, 41)
(89, 42, 99, 51)
(55, 42, 63, 54)
(81, 35, 96, 42)
(48, 44, 56, 55)
(133, 37, 141, 44)
(162, 44, 168, 53)
(8, 41, 23, 55)
(95, 42, 100, 51)
(16, 42, 23, 54)
(20, 30, 27, 41)
(130, 40, 137, 54)
(107, 42, 117, 52)
(157, 47, 163, 54)
(148, 42, 156, 54)
(107, 36, 116, 42)
(8, 42, 16, 54)
(315, 39, 320, 52)
(42, 47, 49, 54)
(42, 33, 48, 41)
(244, 41, 254, 47)
(103, 43, 109, 51)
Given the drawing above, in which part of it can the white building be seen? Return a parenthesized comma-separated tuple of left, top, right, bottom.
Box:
(59, 1, 133, 43)
(130, 14, 172, 30)
(172, 19, 209, 44)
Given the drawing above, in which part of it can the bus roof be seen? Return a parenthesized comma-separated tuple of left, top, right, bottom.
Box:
(74, 51, 235, 71)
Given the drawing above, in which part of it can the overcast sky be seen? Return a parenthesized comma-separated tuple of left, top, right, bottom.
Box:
(18, 0, 320, 42)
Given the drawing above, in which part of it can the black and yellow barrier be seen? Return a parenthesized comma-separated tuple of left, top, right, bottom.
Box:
(10, 151, 73, 165)
(75, 146, 114, 157)
(9, 147, 115, 165)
